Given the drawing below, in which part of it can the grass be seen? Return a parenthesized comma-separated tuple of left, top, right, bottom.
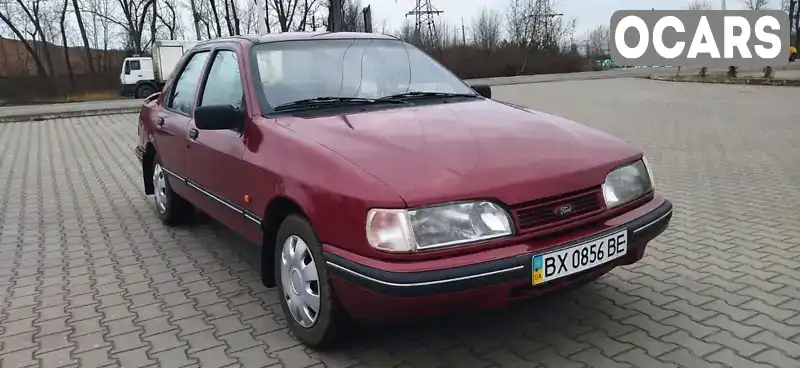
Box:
(29, 90, 123, 104)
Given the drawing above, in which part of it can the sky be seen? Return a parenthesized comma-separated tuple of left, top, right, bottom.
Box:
(363, 0, 752, 37)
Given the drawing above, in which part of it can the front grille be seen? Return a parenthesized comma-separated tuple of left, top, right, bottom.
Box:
(512, 186, 605, 231)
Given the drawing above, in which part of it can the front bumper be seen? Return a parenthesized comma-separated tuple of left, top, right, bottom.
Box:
(325, 197, 672, 310)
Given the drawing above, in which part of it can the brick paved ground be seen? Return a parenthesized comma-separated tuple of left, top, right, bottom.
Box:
(0, 78, 798, 368)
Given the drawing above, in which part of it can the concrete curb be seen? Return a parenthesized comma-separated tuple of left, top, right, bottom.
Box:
(0, 107, 141, 123)
(645, 75, 800, 87)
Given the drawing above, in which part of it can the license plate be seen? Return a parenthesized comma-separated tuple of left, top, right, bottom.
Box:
(532, 229, 628, 285)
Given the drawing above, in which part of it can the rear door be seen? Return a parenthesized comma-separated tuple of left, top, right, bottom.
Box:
(152, 50, 211, 192)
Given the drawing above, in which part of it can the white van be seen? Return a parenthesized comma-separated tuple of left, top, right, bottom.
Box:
(120, 40, 198, 98)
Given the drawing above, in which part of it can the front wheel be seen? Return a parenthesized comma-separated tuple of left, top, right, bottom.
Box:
(790, 53, 797, 62)
(274, 215, 345, 349)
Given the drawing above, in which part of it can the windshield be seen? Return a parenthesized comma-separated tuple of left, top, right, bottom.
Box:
(250, 38, 476, 111)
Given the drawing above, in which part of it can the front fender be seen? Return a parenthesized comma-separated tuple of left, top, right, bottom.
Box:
(244, 120, 406, 259)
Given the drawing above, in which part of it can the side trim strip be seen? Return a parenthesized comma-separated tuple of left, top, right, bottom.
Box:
(325, 261, 525, 287)
(188, 181, 241, 214)
(159, 164, 262, 227)
(632, 209, 672, 234)
(161, 166, 183, 181)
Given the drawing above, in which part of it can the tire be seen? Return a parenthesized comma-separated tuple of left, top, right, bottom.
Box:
(790, 53, 797, 62)
(274, 214, 345, 349)
(151, 154, 194, 225)
(136, 84, 156, 99)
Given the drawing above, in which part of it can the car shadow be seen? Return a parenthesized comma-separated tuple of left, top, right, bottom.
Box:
(177, 211, 631, 360)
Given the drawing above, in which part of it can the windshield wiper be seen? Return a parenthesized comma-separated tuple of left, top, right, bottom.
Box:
(377, 91, 480, 101)
(273, 96, 405, 111)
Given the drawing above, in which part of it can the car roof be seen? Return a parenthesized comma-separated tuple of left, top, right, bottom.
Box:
(196, 31, 400, 47)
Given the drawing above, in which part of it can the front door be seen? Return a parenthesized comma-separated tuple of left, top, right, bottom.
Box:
(185, 48, 257, 239)
(153, 50, 211, 194)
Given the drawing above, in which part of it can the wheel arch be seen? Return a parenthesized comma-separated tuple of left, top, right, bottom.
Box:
(261, 195, 311, 287)
(135, 80, 159, 97)
(142, 142, 156, 195)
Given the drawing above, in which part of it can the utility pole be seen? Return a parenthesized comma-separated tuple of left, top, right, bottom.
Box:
(721, 0, 726, 10)
(461, 17, 466, 44)
(329, 0, 343, 32)
(363, 5, 373, 33)
(256, 0, 269, 34)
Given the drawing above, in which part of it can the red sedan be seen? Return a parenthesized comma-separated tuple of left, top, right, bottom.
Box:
(134, 32, 673, 348)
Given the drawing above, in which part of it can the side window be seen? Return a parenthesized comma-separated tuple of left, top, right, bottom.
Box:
(168, 51, 210, 115)
(199, 50, 244, 110)
(129, 60, 141, 71)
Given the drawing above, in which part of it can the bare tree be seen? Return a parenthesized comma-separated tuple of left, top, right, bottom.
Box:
(180, 0, 201, 39)
(156, 0, 182, 39)
(471, 7, 502, 49)
(222, 0, 233, 35)
(340, 0, 363, 31)
(86, 0, 154, 52)
(215, 0, 242, 36)
(395, 19, 415, 42)
(238, 0, 259, 33)
(149, 0, 157, 45)
(71, 0, 95, 72)
(229, 0, 241, 34)
(504, 0, 574, 51)
(208, 0, 223, 37)
(742, 0, 769, 9)
(85, 0, 115, 69)
(506, 0, 527, 45)
(268, 0, 301, 31)
(686, 0, 714, 9)
(0, 8, 49, 78)
(296, 0, 319, 31)
(394, 17, 450, 50)
(59, 0, 74, 88)
(376, 18, 389, 34)
(584, 24, 609, 56)
(14, 0, 56, 77)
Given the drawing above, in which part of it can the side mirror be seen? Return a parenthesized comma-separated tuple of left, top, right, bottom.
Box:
(194, 105, 245, 131)
(471, 84, 491, 99)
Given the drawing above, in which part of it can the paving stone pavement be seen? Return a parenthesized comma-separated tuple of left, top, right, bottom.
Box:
(0, 78, 798, 368)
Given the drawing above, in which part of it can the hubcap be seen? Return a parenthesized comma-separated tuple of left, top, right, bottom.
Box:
(280, 235, 321, 328)
(153, 164, 167, 213)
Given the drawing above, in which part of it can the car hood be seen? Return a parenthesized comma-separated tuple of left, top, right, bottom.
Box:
(277, 99, 642, 207)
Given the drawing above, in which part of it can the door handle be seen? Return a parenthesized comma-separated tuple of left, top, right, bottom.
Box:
(189, 128, 199, 140)
(156, 117, 165, 126)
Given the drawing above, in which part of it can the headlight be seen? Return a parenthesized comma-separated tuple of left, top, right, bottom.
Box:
(366, 201, 513, 252)
(602, 158, 654, 209)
